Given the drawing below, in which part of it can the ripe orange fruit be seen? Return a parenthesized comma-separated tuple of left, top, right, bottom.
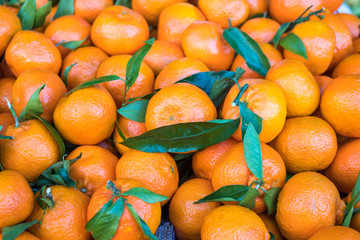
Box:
(270, 116, 337, 174)
(0, 170, 34, 229)
(1, 59, 16, 78)
(266, 59, 320, 117)
(324, 139, 360, 194)
(212, 142, 286, 214)
(154, 57, 210, 89)
(324, 0, 345, 12)
(247, 0, 268, 16)
(91, 6, 149, 55)
(240, 18, 280, 44)
(28, 186, 90, 240)
(276, 172, 345, 240)
(201, 205, 270, 239)
(222, 79, 287, 143)
(284, 20, 336, 75)
(61, 46, 109, 91)
(0, 231, 39, 240)
(11, 69, 67, 123)
(332, 54, 360, 77)
(96, 55, 155, 108)
(0, 112, 15, 134)
(339, 13, 360, 39)
(198, 0, 250, 28)
(269, 0, 324, 24)
(309, 226, 360, 240)
(145, 83, 217, 130)
(320, 74, 360, 138)
(53, 85, 117, 145)
(143, 40, 185, 75)
(258, 214, 285, 240)
(0, 6, 21, 56)
(157, 3, 206, 45)
(44, 15, 91, 58)
(67, 145, 118, 196)
(113, 115, 147, 155)
(74, 0, 113, 23)
(0, 77, 15, 113)
(181, 21, 235, 71)
(96, 138, 119, 157)
(0, 119, 60, 182)
(192, 138, 238, 180)
(115, 150, 179, 205)
(87, 178, 161, 239)
(5, 31, 62, 77)
(169, 178, 221, 240)
(231, 43, 283, 79)
(43, 5, 57, 28)
(314, 75, 333, 94)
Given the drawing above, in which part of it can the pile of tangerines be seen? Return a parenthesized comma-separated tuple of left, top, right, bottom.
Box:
(0, 0, 360, 239)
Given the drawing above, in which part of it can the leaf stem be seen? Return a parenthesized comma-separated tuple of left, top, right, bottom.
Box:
(5, 98, 19, 128)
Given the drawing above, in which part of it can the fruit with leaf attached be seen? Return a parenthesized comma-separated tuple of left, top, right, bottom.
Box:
(0, 6, 21, 56)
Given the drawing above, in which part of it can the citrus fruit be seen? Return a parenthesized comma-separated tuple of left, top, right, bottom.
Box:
(240, 18, 280, 44)
(0, 6, 21, 56)
(74, 0, 113, 23)
(332, 54, 360, 77)
(0, 77, 15, 113)
(308, 226, 360, 240)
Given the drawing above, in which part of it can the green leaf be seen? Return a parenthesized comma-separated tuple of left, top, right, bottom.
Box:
(120, 187, 169, 203)
(67, 75, 121, 95)
(343, 191, 360, 227)
(273, 22, 290, 48)
(36, 187, 55, 211)
(243, 123, 263, 180)
(232, 84, 249, 108)
(239, 188, 260, 209)
(223, 27, 270, 76)
(117, 99, 149, 123)
(269, 232, 276, 240)
(2, 220, 38, 240)
(114, 0, 131, 8)
(121, 119, 240, 153)
(177, 71, 238, 108)
(53, 0, 74, 20)
(195, 185, 249, 204)
(126, 203, 158, 240)
(57, 37, 87, 50)
(33, 1, 52, 28)
(17, 0, 36, 30)
(19, 84, 46, 122)
(280, 33, 308, 60)
(352, 171, 360, 200)
(86, 198, 125, 240)
(0, 126, 13, 140)
(239, 102, 263, 139)
(264, 187, 281, 215)
(62, 62, 77, 87)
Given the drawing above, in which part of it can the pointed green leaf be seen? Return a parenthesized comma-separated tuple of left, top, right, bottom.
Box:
(239, 188, 260, 209)
(269, 232, 276, 240)
(264, 187, 281, 215)
(121, 119, 240, 153)
(352, 171, 360, 200)
(2, 220, 38, 240)
(67, 75, 121, 95)
(114, 0, 131, 8)
(195, 185, 249, 204)
(117, 99, 149, 123)
(273, 22, 291, 48)
(239, 102, 263, 139)
(33, 1, 52, 28)
(126, 203, 158, 240)
(17, 0, 36, 30)
(343, 191, 360, 227)
(280, 33, 307, 60)
(120, 187, 169, 203)
(53, 0, 74, 20)
(57, 37, 87, 50)
(19, 84, 46, 122)
(85, 199, 113, 232)
(243, 123, 263, 180)
(62, 62, 77, 86)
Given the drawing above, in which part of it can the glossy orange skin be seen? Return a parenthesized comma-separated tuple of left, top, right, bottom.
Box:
(324, 0, 344, 12)
(240, 18, 280, 44)
(28, 186, 90, 240)
(113, 115, 147, 155)
(201, 205, 270, 240)
(222, 79, 287, 143)
(198, 0, 250, 28)
(91, 6, 149, 55)
(115, 150, 179, 206)
(212, 142, 286, 214)
(266, 59, 320, 117)
(247, 0, 268, 16)
(11, 69, 67, 123)
(231, 43, 283, 79)
(169, 178, 221, 240)
(154, 57, 209, 89)
(0, 170, 34, 229)
(324, 139, 360, 194)
(5, 31, 62, 77)
(145, 83, 217, 130)
(45, 15, 91, 58)
(0, 231, 40, 240)
(67, 145, 118, 196)
(314, 75, 333, 94)
(74, 0, 113, 23)
(0, 77, 15, 113)
(332, 54, 360, 77)
(61, 46, 109, 91)
(339, 13, 360, 39)
(143, 40, 185, 75)
(0, 112, 14, 134)
(53, 85, 117, 145)
(284, 20, 336, 75)
(182, 21, 235, 71)
(276, 172, 345, 240)
(258, 214, 284, 240)
(192, 138, 238, 180)
(0, 6, 21, 56)
(271, 116, 338, 174)
(97, 55, 154, 108)
(269, 0, 324, 24)
(309, 226, 360, 240)
(87, 179, 161, 240)
(0, 119, 60, 182)
(320, 75, 360, 138)
(157, 3, 206, 45)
